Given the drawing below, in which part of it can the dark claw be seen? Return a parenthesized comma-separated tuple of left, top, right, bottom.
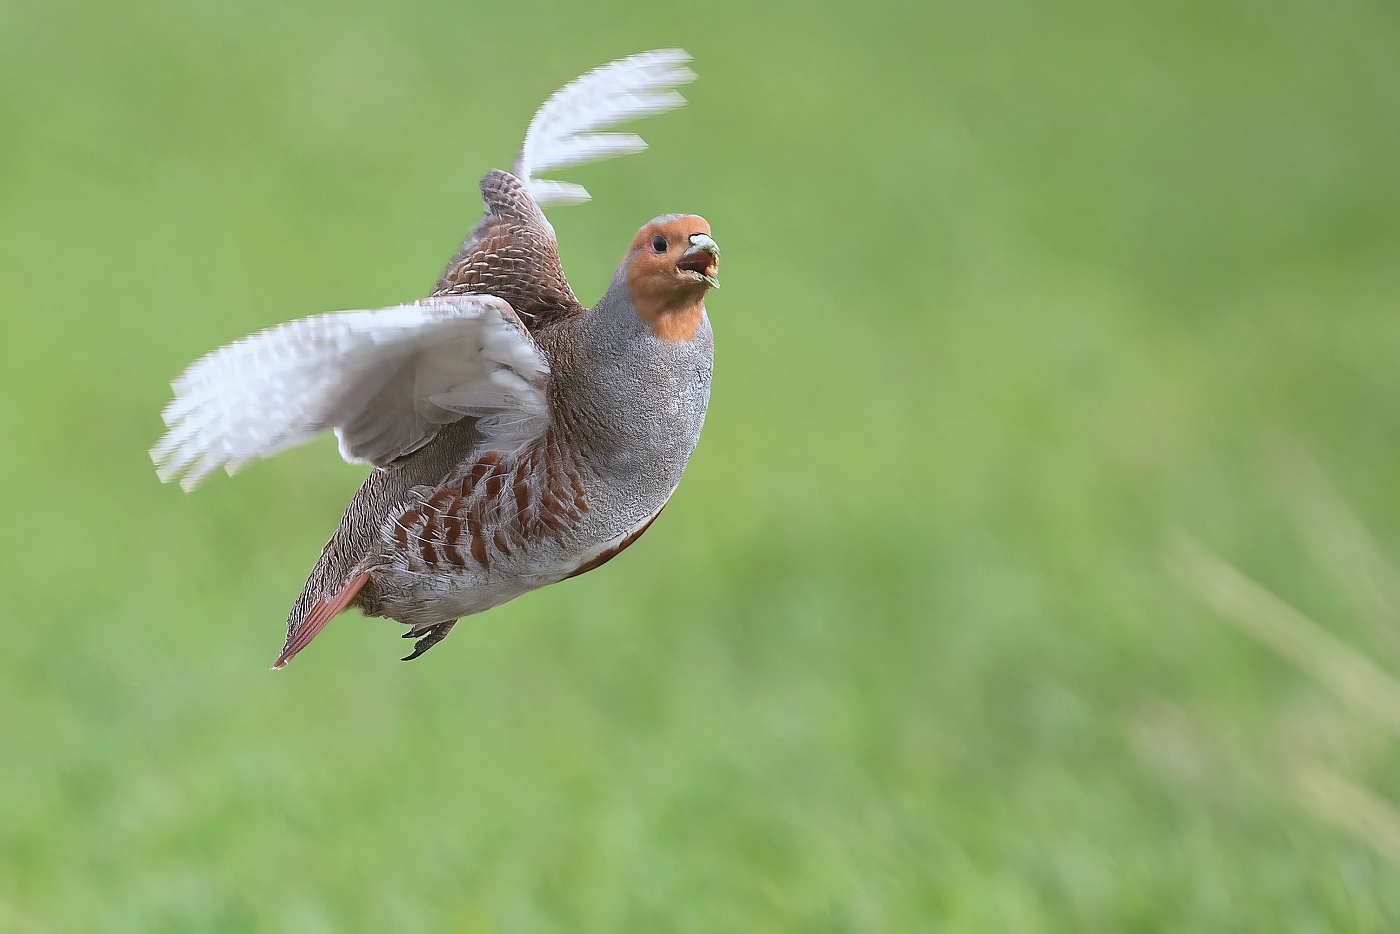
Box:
(401, 620, 457, 662)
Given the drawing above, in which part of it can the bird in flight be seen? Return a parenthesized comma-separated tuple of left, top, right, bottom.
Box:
(151, 50, 719, 668)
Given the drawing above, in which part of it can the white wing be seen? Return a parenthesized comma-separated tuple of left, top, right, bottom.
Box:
(514, 49, 696, 208)
(151, 295, 549, 491)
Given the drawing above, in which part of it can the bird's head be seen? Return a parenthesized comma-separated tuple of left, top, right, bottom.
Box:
(624, 214, 719, 343)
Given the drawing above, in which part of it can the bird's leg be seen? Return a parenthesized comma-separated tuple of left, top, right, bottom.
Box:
(401, 620, 458, 662)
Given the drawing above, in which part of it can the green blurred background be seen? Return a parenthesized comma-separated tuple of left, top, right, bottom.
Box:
(4, 0, 1400, 929)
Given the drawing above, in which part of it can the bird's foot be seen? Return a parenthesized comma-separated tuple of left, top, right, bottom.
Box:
(401, 620, 457, 662)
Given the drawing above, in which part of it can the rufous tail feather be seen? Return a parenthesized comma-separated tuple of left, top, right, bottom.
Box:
(272, 571, 371, 669)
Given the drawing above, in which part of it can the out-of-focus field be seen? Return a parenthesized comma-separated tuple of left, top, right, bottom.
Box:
(3, 0, 1400, 929)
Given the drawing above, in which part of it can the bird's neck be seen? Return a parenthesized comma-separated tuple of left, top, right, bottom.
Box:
(626, 279, 707, 343)
(588, 267, 706, 346)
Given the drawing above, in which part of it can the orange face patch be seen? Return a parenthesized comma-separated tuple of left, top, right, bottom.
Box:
(625, 215, 718, 343)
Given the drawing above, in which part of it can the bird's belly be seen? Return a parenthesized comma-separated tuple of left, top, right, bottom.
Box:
(367, 551, 571, 626)
(365, 495, 670, 628)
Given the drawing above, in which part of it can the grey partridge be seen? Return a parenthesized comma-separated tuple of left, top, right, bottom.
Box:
(151, 50, 719, 667)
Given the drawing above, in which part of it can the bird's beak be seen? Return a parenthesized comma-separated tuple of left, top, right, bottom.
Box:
(678, 234, 720, 289)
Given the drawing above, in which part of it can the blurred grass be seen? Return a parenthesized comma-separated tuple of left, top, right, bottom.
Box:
(3, 0, 1400, 929)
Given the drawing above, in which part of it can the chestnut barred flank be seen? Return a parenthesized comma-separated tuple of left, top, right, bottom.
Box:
(387, 437, 591, 575)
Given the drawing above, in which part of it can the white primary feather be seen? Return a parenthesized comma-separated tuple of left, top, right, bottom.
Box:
(514, 49, 696, 208)
(151, 295, 549, 491)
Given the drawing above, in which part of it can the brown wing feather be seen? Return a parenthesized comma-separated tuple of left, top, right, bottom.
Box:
(433, 170, 584, 331)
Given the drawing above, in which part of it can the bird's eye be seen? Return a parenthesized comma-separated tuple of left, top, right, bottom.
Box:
(650, 236, 668, 253)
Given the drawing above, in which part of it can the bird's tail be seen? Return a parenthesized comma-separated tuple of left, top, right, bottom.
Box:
(273, 571, 370, 669)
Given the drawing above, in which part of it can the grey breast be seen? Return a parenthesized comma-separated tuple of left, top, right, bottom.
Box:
(540, 271, 714, 533)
